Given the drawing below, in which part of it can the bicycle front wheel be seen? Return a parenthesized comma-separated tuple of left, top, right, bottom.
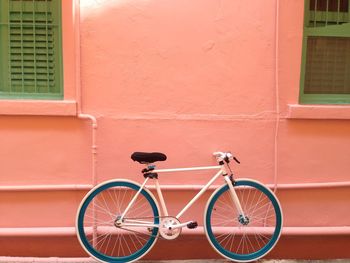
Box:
(204, 179, 283, 262)
(76, 179, 160, 263)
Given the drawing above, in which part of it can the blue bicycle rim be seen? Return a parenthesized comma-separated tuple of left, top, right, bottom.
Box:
(77, 181, 159, 263)
(205, 180, 282, 261)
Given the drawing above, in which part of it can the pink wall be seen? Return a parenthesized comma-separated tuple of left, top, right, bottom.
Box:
(0, 0, 349, 259)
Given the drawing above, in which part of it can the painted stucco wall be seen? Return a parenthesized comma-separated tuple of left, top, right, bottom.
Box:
(0, 0, 349, 259)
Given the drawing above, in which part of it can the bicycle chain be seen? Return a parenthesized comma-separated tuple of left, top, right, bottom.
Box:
(117, 216, 177, 240)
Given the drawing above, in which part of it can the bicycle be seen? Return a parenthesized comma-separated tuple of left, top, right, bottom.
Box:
(76, 151, 283, 262)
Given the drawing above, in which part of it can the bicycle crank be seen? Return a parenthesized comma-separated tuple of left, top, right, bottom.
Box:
(159, 216, 182, 240)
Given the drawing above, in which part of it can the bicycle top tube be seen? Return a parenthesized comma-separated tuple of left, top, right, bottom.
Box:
(153, 165, 222, 173)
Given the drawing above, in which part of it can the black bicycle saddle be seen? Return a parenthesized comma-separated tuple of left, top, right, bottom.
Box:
(131, 152, 167, 164)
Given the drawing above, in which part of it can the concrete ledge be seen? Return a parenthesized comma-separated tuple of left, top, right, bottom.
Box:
(0, 100, 77, 116)
(2, 226, 350, 237)
(287, 104, 350, 120)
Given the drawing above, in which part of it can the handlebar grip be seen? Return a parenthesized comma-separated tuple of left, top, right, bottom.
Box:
(233, 157, 240, 164)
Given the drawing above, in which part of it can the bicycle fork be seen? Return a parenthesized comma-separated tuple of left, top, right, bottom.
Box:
(223, 171, 249, 225)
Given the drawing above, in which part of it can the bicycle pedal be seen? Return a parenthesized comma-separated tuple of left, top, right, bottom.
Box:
(187, 221, 198, 229)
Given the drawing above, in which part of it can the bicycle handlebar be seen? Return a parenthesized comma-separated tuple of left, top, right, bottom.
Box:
(213, 152, 240, 164)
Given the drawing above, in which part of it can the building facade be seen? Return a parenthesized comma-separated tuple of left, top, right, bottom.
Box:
(0, 0, 349, 259)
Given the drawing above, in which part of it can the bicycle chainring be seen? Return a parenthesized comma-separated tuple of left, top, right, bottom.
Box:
(159, 216, 182, 240)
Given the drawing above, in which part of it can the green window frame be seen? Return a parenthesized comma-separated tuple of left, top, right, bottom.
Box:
(300, 0, 350, 104)
(0, 0, 63, 100)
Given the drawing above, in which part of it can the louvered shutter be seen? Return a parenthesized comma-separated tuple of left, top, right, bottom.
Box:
(300, 0, 350, 104)
(0, 0, 62, 99)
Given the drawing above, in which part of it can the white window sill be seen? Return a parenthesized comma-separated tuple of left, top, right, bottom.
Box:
(0, 100, 77, 116)
(287, 104, 350, 119)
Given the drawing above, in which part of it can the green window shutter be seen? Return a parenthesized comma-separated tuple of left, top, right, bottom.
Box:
(300, 0, 350, 104)
(0, 0, 63, 100)
(304, 37, 350, 94)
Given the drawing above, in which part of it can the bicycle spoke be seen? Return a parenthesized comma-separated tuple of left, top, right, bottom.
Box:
(92, 201, 115, 219)
(100, 192, 115, 220)
(205, 180, 282, 261)
(77, 181, 159, 262)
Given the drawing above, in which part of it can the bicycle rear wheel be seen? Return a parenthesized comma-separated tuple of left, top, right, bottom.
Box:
(76, 179, 160, 263)
(204, 179, 283, 262)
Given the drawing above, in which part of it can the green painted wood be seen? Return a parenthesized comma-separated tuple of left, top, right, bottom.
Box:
(300, 0, 350, 104)
(0, 0, 63, 100)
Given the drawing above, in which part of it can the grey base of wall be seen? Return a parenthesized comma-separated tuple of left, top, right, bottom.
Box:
(1, 235, 350, 260)
(154, 261, 350, 263)
(0, 259, 349, 263)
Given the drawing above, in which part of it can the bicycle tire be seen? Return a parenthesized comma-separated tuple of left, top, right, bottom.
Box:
(204, 179, 283, 262)
(76, 179, 160, 263)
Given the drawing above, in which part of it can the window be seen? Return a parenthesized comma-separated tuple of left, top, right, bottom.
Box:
(0, 0, 63, 100)
(300, 0, 350, 104)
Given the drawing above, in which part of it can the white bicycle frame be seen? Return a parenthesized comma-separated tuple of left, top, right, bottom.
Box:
(119, 163, 246, 229)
